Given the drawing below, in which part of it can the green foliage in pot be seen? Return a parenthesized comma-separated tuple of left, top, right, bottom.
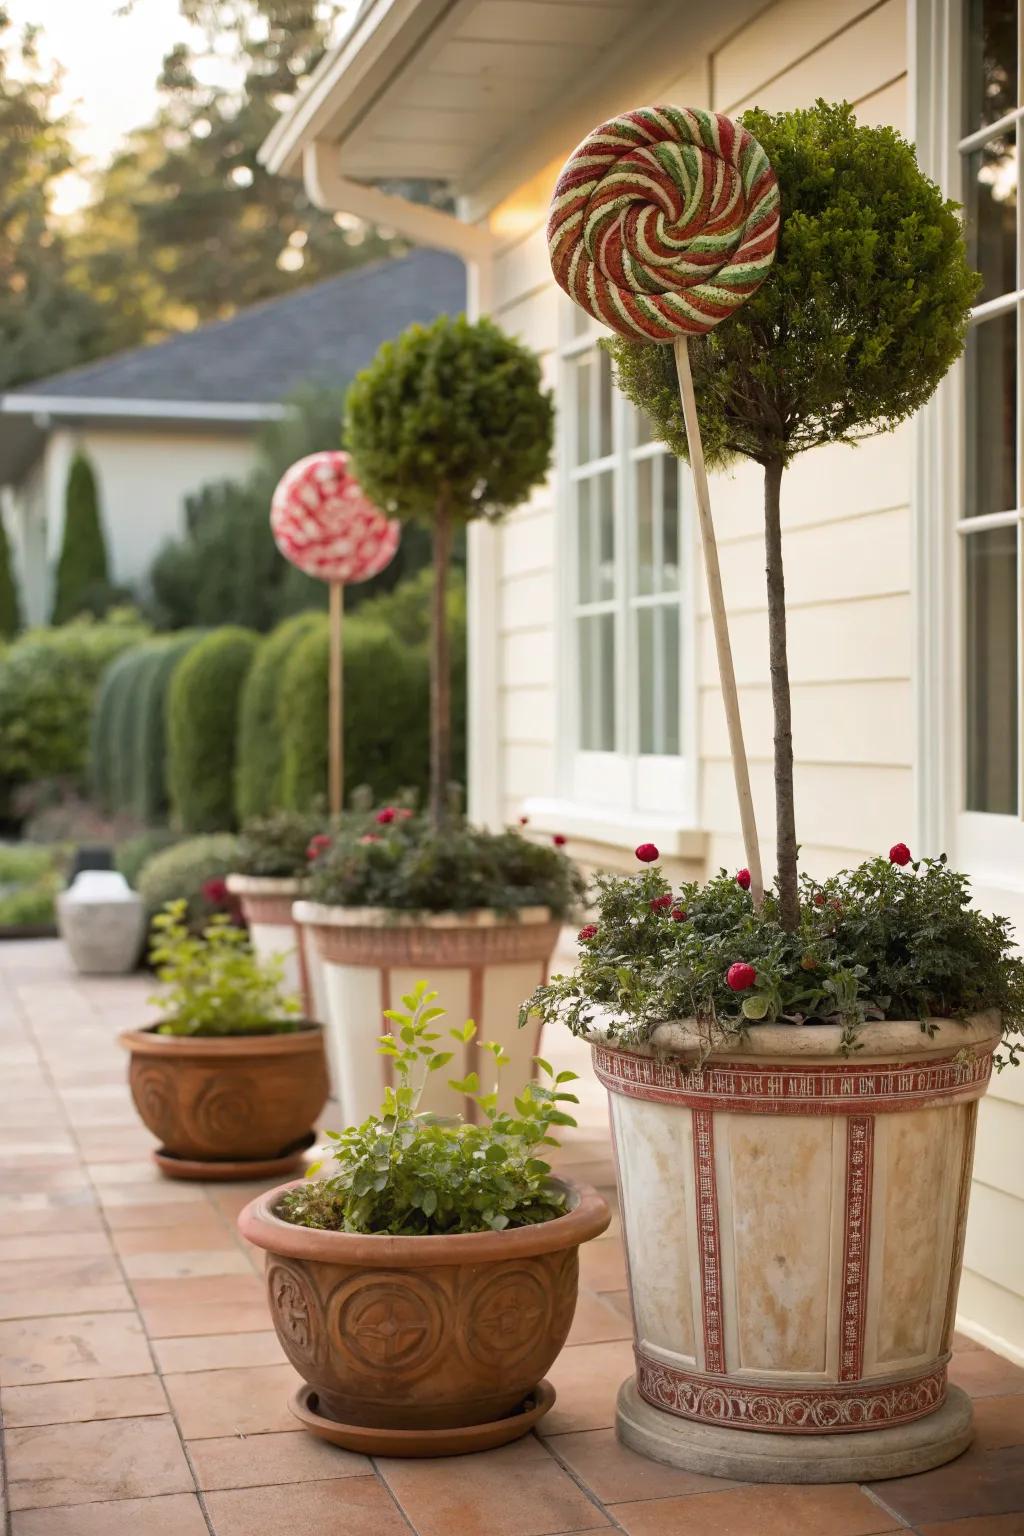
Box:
(136, 832, 240, 928)
(149, 899, 301, 1036)
(167, 625, 259, 831)
(524, 846, 1024, 1062)
(235, 611, 324, 822)
(346, 315, 554, 829)
(0, 611, 148, 809)
(0, 514, 21, 639)
(305, 805, 584, 919)
(51, 451, 113, 624)
(605, 102, 979, 929)
(233, 808, 325, 880)
(282, 981, 577, 1234)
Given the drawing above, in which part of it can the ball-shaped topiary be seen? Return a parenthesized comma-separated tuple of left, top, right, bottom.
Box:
(346, 315, 554, 829)
(167, 626, 258, 833)
(606, 100, 979, 928)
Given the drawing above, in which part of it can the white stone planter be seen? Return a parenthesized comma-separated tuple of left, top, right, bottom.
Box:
(294, 901, 562, 1128)
(592, 1011, 1002, 1482)
(57, 871, 146, 974)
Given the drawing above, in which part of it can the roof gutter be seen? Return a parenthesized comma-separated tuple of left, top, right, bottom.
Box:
(0, 396, 285, 424)
(302, 141, 495, 266)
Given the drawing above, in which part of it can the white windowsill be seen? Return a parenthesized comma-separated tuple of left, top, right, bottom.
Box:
(521, 797, 707, 860)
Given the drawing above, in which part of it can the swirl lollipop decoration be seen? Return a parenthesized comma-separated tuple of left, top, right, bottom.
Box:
(270, 452, 400, 814)
(548, 106, 781, 906)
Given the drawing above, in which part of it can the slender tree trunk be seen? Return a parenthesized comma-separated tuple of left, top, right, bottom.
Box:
(764, 457, 799, 930)
(428, 490, 453, 831)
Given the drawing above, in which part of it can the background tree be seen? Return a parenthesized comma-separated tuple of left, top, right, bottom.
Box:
(607, 101, 978, 929)
(0, 514, 21, 639)
(346, 316, 554, 828)
(52, 452, 112, 624)
(0, 9, 104, 388)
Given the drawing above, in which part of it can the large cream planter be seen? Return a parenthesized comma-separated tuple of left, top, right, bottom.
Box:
(226, 876, 333, 1085)
(592, 1011, 1001, 1483)
(294, 902, 561, 1127)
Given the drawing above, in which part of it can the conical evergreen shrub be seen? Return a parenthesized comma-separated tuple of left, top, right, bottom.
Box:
(52, 452, 111, 624)
(0, 515, 21, 639)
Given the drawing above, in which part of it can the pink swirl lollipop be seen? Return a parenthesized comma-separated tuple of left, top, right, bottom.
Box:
(270, 451, 399, 585)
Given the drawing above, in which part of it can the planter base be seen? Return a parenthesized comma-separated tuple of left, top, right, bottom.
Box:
(152, 1131, 317, 1183)
(289, 1381, 555, 1458)
(616, 1378, 973, 1484)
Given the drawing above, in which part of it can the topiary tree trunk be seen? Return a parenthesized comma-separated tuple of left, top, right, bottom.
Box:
(52, 451, 111, 624)
(763, 457, 799, 930)
(429, 489, 453, 830)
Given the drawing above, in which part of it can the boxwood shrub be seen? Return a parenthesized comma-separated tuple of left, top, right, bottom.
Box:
(167, 627, 258, 832)
(136, 832, 240, 930)
(235, 611, 323, 823)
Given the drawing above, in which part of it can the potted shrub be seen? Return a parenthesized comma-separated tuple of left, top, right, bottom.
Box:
(120, 900, 329, 1179)
(239, 981, 610, 1455)
(227, 809, 328, 1024)
(295, 807, 583, 1125)
(524, 102, 1016, 1483)
(295, 315, 572, 1122)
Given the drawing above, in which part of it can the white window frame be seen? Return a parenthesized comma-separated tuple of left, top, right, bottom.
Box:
(914, 0, 1024, 899)
(552, 297, 698, 826)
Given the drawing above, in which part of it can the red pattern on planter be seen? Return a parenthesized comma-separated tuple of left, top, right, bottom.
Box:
(635, 1351, 948, 1433)
(839, 1116, 873, 1380)
(592, 1044, 992, 1115)
(692, 1109, 725, 1374)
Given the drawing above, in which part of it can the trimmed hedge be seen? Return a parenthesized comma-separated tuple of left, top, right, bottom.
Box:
(131, 632, 204, 824)
(136, 832, 240, 930)
(90, 646, 140, 813)
(235, 611, 323, 823)
(167, 626, 258, 832)
(279, 617, 434, 812)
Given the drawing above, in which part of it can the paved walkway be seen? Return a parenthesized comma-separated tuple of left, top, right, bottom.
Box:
(0, 939, 1022, 1535)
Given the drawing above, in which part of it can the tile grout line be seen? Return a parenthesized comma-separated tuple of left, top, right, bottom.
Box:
(539, 1431, 629, 1535)
(859, 1479, 918, 1530)
(367, 1457, 422, 1535)
(10, 973, 221, 1536)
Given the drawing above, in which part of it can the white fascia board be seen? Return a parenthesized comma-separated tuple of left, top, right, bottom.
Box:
(0, 396, 286, 424)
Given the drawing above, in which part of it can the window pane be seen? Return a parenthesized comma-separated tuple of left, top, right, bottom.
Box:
(662, 456, 680, 591)
(637, 606, 681, 755)
(574, 355, 592, 464)
(638, 608, 655, 754)
(965, 0, 1018, 132)
(578, 612, 616, 751)
(636, 457, 655, 595)
(577, 475, 614, 603)
(662, 604, 680, 756)
(965, 526, 1019, 813)
(965, 129, 1017, 303)
(965, 312, 1017, 515)
(597, 346, 613, 459)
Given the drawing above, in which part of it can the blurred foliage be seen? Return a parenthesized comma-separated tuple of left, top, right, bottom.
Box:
(167, 626, 258, 831)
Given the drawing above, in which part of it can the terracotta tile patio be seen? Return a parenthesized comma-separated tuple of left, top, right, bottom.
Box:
(1, 938, 1023, 1536)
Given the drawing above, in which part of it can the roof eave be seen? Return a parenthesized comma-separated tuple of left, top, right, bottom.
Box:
(0, 396, 287, 425)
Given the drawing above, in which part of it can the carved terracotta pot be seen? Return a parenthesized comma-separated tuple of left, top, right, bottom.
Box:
(239, 1176, 609, 1431)
(293, 902, 562, 1126)
(120, 1024, 329, 1163)
(593, 1012, 1001, 1482)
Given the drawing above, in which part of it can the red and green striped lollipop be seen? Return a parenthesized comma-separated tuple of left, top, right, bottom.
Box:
(548, 105, 780, 341)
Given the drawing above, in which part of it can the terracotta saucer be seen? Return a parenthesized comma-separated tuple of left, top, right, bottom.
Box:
(152, 1131, 317, 1182)
(288, 1380, 556, 1457)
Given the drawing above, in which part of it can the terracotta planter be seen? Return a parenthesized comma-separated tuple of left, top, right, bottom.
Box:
(120, 1023, 329, 1165)
(592, 1012, 1001, 1483)
(239, 1176, 610, 1442)
(293, 902, 562, 1126)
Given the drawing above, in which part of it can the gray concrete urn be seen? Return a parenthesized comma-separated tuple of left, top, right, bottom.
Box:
(57, 870, 147, 974)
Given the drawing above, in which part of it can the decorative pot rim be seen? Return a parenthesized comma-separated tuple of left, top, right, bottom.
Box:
(119, 1021, 323, 1058)
(238, 1175, 610, 1266)
(584, 1009, 1002, 1064)
(292, 900, 554, 931)
(226, 873, 305, 896)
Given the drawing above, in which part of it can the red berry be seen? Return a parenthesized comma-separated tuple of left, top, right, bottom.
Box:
(578, 924, 598, 942)
(889, 842, 912, 866)
(553, 833, 567, 847)
(635, 843, 659, 863)
(376, 807, 396, 824)
(727, 962, 757, 991)
(736, 868, 751, 890)
(671, 907, 687, 922)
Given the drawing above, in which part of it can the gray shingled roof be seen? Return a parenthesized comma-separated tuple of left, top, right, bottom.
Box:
(10, 247, 465, 407)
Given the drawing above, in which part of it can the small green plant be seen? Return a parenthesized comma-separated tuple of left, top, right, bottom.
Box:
(149, 898, 301, 1036)
(523, 847, 1024, 1064)
(281, 981, 579, 1235)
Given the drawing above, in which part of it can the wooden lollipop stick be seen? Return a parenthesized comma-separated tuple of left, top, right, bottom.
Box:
(673, 336, 764, 908)
(328, 581, 344, 816)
